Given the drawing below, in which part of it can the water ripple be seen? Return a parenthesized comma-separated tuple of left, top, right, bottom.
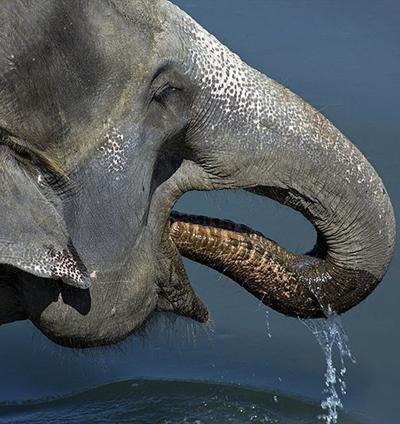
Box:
(0, 380, 360, 424)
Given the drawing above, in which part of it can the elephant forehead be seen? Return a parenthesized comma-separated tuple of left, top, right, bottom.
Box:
(0, 1, 158, 156)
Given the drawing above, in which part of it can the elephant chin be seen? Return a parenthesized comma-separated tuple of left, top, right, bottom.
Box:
(169, 211, 382, 319)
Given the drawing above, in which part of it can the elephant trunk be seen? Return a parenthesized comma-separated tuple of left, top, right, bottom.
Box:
(169, 7, 396, 318)
(170, 142, 395, 318)
(170, 211, 389, 318)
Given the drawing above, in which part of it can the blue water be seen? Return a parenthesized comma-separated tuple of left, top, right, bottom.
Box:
(1, 0, 399, 423)
(0, 380, 361, 424)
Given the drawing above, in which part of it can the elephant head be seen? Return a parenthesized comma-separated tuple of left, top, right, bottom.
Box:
(0, 0, 395, 347)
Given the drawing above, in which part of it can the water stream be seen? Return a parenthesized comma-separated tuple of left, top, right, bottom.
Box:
(302, 313, 355, 424)
(264, 306, 355, 423)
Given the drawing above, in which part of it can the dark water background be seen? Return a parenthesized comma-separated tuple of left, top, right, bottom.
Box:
(1, 0, 399, 423)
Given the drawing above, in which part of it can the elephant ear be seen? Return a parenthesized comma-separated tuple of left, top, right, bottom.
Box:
(0, 144, 90, 289)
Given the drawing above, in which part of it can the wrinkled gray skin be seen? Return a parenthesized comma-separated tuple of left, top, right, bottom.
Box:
(0, 0, 395, 347)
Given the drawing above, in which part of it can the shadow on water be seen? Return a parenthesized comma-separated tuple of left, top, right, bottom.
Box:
(0, 379, 362, 424)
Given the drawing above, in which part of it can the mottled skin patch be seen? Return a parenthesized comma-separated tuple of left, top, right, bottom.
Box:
(98, 128, 126, 176)
(0, 0, 396, 348)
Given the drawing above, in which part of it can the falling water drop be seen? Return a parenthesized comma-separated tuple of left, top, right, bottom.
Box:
(302, 309, 356, 424)
(265, 310, 272, 339)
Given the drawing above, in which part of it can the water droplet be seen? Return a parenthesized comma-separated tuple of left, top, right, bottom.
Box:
(265, 311, 272, 338)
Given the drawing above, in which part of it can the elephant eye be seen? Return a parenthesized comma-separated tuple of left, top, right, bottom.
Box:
(153, 83, 181, 105)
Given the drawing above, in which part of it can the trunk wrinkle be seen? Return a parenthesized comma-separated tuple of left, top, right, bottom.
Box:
(170, 211, 380, 319)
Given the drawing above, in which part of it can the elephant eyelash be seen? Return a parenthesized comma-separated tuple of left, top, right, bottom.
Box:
(153, 83, 181, 105)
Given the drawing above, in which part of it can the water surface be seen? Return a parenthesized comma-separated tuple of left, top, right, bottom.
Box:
(0, 380, 360, 424)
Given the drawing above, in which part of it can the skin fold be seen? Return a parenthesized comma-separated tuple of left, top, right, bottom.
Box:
(0, 0, 395, 347)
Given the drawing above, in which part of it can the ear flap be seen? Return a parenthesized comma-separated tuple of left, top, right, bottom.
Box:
(0, 145, 90, 289)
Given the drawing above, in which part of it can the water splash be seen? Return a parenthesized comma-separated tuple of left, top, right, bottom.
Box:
(302, 310, 355, 424)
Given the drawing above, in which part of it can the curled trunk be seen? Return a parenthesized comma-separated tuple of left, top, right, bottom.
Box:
(166, 4, 396, 319)
(170, 212, 385, 318)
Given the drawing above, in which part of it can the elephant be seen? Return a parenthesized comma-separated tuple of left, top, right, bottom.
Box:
(0, 0, 395, 348)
